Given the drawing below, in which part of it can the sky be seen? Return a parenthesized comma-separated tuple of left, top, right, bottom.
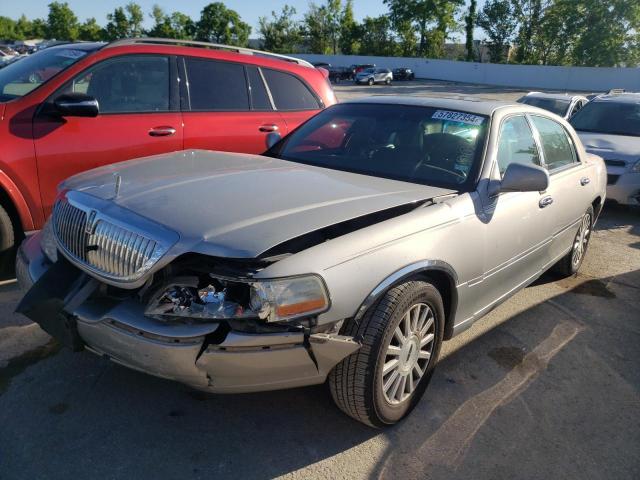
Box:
(0, 0, 390, 31)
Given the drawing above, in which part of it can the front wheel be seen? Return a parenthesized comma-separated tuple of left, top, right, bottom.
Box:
(385, 78, 391, 85)
(367, 78, 374, 86)
(553, 206, 594, 276)
(329, 281, 444, 427)
(0, 204, 17, 278)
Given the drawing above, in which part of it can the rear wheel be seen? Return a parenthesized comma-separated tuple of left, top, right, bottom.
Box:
(329, 281, 444, 427)
(554, 206, 594, 276)
(0, 204, 17, 279)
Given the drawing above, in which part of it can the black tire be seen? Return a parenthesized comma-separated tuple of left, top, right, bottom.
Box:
(553, 205, 594, 277)
(385, 78, 391, 85)
(0, 204, 17, 278)
(367, 78, 374, 86)
(329, 280, 445, 427)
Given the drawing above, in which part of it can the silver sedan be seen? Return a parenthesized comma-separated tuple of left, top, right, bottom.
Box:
(17, 97, 606, 427)
(355, 67, 393, 85)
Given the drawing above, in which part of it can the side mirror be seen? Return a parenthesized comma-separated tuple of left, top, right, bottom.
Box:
(492, 163, 549, 195)
(265, 131, 282, 149)
(53, 93, 99, 117)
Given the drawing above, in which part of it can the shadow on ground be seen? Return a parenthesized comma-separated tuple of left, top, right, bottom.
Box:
(1, 267, 638, 479)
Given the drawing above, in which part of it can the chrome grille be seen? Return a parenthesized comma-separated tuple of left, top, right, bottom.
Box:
(53, 200, 160, 280)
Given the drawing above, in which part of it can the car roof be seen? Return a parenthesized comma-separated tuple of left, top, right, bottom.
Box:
(524, 91, 585, 101)
(590, 92, 640, 104)
(342, 95, 521, 116)
(45, 42, 105, 52)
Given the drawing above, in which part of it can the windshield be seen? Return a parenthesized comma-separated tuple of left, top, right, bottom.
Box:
(267, 103, 488, 190)
(0, 47, 90, 102)
(519, 96, 570, 116)
(570, 101, 640, 137)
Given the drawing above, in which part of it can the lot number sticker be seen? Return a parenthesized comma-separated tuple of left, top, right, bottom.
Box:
(432, 110, 485, 125)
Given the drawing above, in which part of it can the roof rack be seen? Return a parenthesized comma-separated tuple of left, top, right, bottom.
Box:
(105, 38, 314, 68)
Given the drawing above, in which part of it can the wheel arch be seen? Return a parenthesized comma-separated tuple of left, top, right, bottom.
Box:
(354, 260, 459, 340)
(0, 170, 35, 233)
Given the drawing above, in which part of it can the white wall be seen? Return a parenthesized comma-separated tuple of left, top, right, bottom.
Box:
(294, 54, 640, 92)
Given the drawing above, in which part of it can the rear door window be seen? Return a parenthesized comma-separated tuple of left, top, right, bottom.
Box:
(262, 69, 320, 111)
(71, 55, 170, 113)
(529, 115, 577, 170)
(185, 58, 249, 111)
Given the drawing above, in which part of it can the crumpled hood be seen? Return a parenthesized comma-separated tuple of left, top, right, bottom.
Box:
(577, 132, 640, 164)
(62, 150, 453, 258)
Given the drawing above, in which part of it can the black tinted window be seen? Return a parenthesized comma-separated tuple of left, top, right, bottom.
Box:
(73, 56, 169, 113)
(262, 69, 319, 111)
(185, 58, 249, 111)
(247, 66, 272, 110)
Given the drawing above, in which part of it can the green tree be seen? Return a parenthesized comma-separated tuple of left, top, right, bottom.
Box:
(148, 5, 175, 38)
(465, 0, 477, 61)
(47, 2, 79, 40)
(78, 17, 103, 41)
(196, 2, 251, 46)
(384, 0, 463, 58)
(512, 0, 545, 63)
(304, 3, 331, 54)
(394, 20, 417, 57)
(258, 5, 302, 53)
(359, 15, 396, 56)
(339, 0, 359, 54)
(477, 0, 517, 62)
(170, 12, 195, 39)
(105, 7, 130, 40)
(0, 17, 19, 40)
(125, 2, 144, 38)
(30, 18, 48, 38)
(15, 15, 32, 39)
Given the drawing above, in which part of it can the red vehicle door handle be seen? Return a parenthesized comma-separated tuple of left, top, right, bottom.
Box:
(259, 124, 279, 133)
(149, 126, 176, 137)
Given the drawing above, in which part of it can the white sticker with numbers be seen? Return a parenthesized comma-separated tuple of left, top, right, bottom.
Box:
(432, 110, 485, 125)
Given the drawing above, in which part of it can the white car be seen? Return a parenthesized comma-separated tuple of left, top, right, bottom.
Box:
(517, 92, 589, 120)
(0, 48, 16, 67)
(570, 91, 640, 206)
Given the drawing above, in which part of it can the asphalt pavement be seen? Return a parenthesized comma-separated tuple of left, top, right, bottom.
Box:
(0, 80, 638, 480)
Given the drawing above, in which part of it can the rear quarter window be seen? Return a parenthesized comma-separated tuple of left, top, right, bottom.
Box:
(262, 69, 320, 111)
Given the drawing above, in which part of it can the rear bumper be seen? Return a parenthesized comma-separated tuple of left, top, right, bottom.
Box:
(16, 235, 360, 393)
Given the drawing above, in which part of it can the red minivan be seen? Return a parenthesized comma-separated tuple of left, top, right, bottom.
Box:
(0, 39, 337, 272)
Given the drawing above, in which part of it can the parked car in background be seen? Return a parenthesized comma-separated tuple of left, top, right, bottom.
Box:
(0, 38, 336, 274)
(393, 67, 415, 80)
(328, 66, 353, 83)
(351, 63, 375, 74)
(0, 47, 17, 67)
(17, 96, 605, 427)
(312, 62, 331, 69)
(517, 92, 588, 120)
(570, 91, 640, 206)
(355, 67, 393, 85)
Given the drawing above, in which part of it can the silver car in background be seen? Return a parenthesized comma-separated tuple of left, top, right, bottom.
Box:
(355, 67, 393, 85)
(17, 97, 606, 427)
(517, 91, 589, 120)
(570, 91, 640, 206)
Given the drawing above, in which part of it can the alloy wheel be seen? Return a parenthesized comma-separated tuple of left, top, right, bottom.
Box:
(381, 303, 436, 405)
(572, 212, 592, 268)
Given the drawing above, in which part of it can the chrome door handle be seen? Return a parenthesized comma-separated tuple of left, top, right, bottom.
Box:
(259, 124, 279, 133)
(148, 126, 176, 137)
(580, 177, 590, 186)
(539, 195, 554, 208)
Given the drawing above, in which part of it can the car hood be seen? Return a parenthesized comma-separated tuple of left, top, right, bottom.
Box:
(62, 150, 454, 258)
(576, 132, 640, 163)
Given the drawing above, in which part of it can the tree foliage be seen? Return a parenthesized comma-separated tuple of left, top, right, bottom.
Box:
(47, 2, 79, 40)
(359, 15, 397, 56)
(477, 0, 518, 62)
(465, 0, 477, 61)
(258, 6, 302, 54)
(195, 2, 251, 47)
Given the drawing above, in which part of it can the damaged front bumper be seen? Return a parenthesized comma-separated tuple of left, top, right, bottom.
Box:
(16, 234, 360, 393)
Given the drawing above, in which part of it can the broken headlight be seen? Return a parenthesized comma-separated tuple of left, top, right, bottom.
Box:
(40, 218, 58, 263)
(249, 275, 330, 323)
(145, 274, 329, 323)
